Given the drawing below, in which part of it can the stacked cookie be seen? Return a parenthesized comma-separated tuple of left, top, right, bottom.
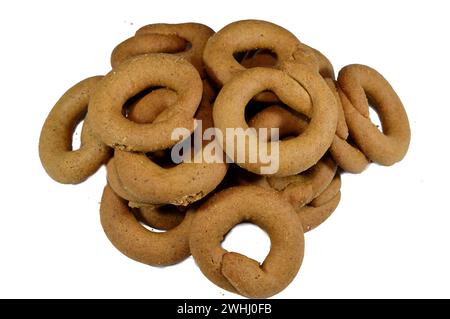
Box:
(39, 20, 410, 298)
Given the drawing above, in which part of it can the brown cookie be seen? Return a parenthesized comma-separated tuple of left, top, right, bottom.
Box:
(190, 186, 304, 298)
(39, 76, 111, 184)
(338, 64, 411, 165)
(213, 65, 337, 176)
(111, 83, 228, 206)
(203, 19, 301, 87)
(88, 54, 203, 152)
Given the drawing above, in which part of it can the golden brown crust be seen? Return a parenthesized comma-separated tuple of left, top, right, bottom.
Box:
(338, 64, 411, 165)
(213, 65, 337, 176)
(189, 186, 304, 298)
(111, 83, 228, 206)
(88, 54, 202, 152)
(203, 20, 301, 87)
(39, 76, 111, 184)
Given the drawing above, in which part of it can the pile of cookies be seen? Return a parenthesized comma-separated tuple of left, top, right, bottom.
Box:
(39, 20, 411, 298)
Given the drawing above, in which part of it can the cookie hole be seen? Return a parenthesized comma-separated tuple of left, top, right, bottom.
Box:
(234, 49, 278, 68)
(139, 222, 166, 233)
(222, 223, 270, 264)
(345, 134, 360, 149)
(133, 205, 184, 232)
(369, 105, 383, 132)
(244, 100, 274, 123)
(72, 120, 83, 150)
(184, 41, 193, 50)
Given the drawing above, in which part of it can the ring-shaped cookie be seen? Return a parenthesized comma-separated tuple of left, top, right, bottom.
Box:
(213, 66, 337, 176)
(189, 186, 304, 298)
(105, 84, 217, 207)
(338, 64, 411, 165)
(203, 19, 301, 87)
(100, 185, 194, 266)
(111, 33, 187, 68)
(113, 86, 228, 206)
(88, 54, 203, 152)
(39, 76, 111, 184)
(136, 23, 214, 77)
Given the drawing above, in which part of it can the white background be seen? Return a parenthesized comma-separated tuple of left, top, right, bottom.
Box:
(1, 0, 449, 299)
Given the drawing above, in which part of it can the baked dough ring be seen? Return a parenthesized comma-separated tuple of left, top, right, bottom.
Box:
(136, 23, 214, 77)
(203, 19, 301, 87)
(100, 185, 194, 266)
(189, 186, 304, 298)
(110, 33, 187, 68)
(338, 64, 411, 165)
(88, 54, 203, 152)
(39, 76, 111, 184)
(112, 84, 228, 206)
(213, 66, 337, 176)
